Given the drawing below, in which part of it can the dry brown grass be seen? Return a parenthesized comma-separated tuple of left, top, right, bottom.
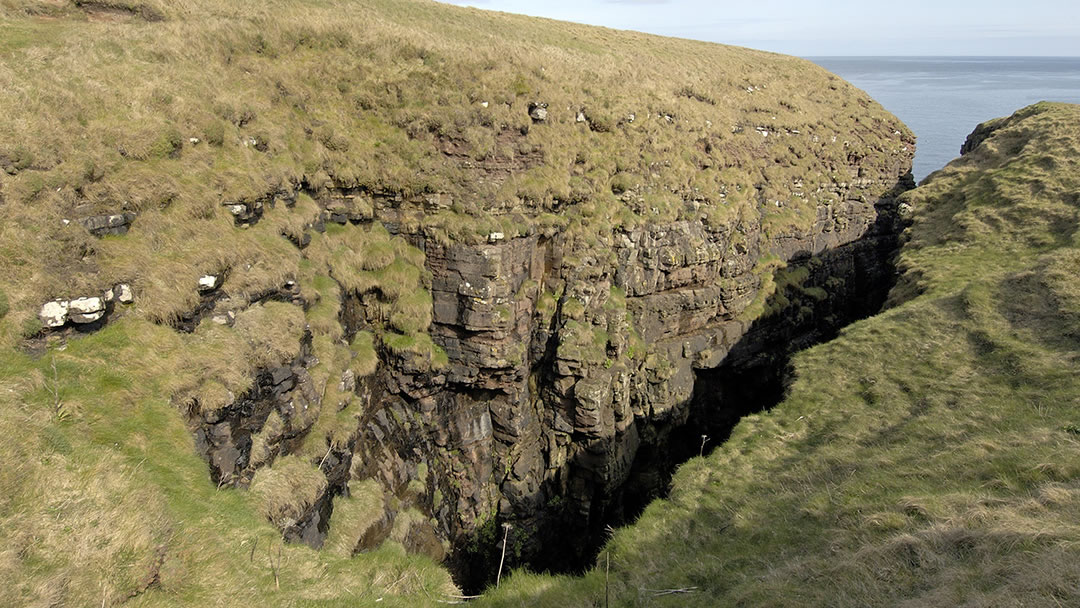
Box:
(0, 0, 908, 346)
(482, 103, 1080, 607)
(250, 454, 328, 530)
(0, 0, 918, 604)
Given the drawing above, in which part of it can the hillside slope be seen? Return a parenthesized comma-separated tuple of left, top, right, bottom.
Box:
(0, 0, 914, 605)
(483, 102, 1080, 606)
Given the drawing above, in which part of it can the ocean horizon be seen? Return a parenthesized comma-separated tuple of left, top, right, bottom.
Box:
(808, 56, 1080, 181)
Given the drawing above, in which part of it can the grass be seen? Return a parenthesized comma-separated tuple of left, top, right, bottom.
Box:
(324, 478, 387, 558)
(0, 320, 457, 607)
(0, 0, 908, 343)
(0, 0, 919, 604)
(481, 103, 1080, 605)
(232, 301, 307, 368)
(251, 454, 328, 530)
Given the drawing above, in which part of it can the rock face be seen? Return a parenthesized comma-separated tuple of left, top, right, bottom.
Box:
(319, 154, 913, 587)
(182, 143, 913, 589)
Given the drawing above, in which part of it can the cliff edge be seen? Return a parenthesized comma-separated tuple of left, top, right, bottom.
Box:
(0, 0, 913, 604)
(483, 102, 1080, 606)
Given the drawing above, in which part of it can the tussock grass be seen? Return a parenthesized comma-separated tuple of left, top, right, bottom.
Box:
(0, 320, 457, 607)
(350, 330, 380, 378)
(0, 0, 907, 341)
(483, 103, 1080, 606)
(232, 301, 307, 368)
(384, 330, 450, 370)
(325, 478, 387, 558)
(251, 455, 328, 530)
(0, 0, 915, 604)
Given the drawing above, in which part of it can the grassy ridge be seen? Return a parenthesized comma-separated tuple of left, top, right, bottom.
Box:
(482, 103, 1080, 606)
(0, 0, 908, 336)
(0, 0, 911, 605)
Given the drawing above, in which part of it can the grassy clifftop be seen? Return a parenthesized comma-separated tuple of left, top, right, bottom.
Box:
(0, 1, 912, 606)
(0, 0, 908, 334)
(482, 102, 1080, 605)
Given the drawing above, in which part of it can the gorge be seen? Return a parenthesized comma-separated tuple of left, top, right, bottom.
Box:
(4, 2, 1078, 607)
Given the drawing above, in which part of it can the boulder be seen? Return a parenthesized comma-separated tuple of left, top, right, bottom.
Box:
(68, 297, 104, 323)
(115, 283, 134, 304)
(528, 102, 548, 123)
(198, 274, 220, 293)
(210, 311, 235, 326)
(221, 200, 264, 225)
(39, 300, 69, 328)
(78, 212, 136, 237)
(225, 203, 247, 217)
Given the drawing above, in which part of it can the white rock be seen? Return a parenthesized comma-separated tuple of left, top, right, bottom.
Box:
(39, 300, 69, 328)
(480, 101, 489, 108)
(71, 310, 105, 323)
(576, 111, 586, 123)
(340, 369, 356, 393)
(104, 288, 115, 303)
(225, 203, 247, 216)
(488, 232, 505, 243)
(116, 283, 134, 304)
(529, 104, 548, 122)
(68, 296, 104, 324)
(198, 275, 219, 292)
(69, 297, 103, 314)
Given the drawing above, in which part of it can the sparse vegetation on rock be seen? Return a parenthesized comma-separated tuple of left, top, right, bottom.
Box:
(22, 0, 1076, 606)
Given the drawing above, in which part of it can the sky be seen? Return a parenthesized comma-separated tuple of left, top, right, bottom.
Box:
(435, 0, 1080, 57)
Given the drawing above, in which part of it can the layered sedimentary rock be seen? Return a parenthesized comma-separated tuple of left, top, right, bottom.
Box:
(378, 168, 914, 581)
(180, 141, 912, 584)
(236, 153, 911, 582)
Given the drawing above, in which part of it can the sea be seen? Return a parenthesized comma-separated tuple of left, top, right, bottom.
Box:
(807, 57, 1080, 182)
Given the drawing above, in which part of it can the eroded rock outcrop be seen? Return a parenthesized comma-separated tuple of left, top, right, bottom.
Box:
(78, 212, 136, 237)
(286, 153, 914, 587)
(37, 283, 135, 331)
(178, 133, 913, 589)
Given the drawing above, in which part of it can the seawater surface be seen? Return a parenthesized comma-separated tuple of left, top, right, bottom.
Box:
(808, 56, 1080, 181)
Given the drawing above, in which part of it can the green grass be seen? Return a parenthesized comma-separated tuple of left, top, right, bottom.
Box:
(482, 103, 1080, 606)
(0, 0, 919, 604)
(0, 0, 908, 341)
(0, 320, 457, 607)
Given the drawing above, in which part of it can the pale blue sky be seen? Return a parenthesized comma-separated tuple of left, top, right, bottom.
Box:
(436, 0, 1080, 56)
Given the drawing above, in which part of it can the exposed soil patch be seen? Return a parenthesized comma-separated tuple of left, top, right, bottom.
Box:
(74, 0, 165, 22)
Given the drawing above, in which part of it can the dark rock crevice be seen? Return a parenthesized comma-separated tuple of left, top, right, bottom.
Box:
(177, 160, 914, 591)
(442, 177, 913, 593)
